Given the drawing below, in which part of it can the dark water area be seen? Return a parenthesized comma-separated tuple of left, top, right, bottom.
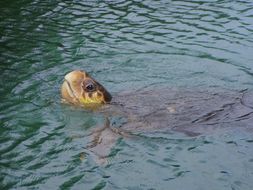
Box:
(1, 0, 253, 189)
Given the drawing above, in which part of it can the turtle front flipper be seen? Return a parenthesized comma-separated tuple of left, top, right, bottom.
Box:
(84, 117, 132, 165)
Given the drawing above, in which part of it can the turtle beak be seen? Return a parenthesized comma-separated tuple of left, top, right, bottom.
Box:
(104, 91, 112, 103)
(96, 81, 112, 103)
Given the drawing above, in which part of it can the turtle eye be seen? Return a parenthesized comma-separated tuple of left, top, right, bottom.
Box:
(85, 83, 95, 92)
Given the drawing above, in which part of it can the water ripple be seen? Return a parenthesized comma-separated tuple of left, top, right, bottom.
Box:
(1, 0, 253, 189)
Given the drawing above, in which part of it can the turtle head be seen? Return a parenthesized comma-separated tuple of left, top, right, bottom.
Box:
(61, 70, 112, 106)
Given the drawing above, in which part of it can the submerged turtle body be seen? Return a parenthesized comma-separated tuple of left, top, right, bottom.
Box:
(61, 70, 253, 163)
(104, 87, 253, 134)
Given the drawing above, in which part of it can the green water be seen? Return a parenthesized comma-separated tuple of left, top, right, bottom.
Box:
(1, 0, 253, 189)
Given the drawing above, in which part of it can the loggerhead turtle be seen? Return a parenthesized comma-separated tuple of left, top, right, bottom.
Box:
(61, 70, 253, 163)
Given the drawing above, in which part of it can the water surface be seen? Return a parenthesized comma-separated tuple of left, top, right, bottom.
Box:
(1, 0, 253, 189)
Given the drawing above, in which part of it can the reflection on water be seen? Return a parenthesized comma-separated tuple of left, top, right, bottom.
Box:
(1, 0, 253, 189)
